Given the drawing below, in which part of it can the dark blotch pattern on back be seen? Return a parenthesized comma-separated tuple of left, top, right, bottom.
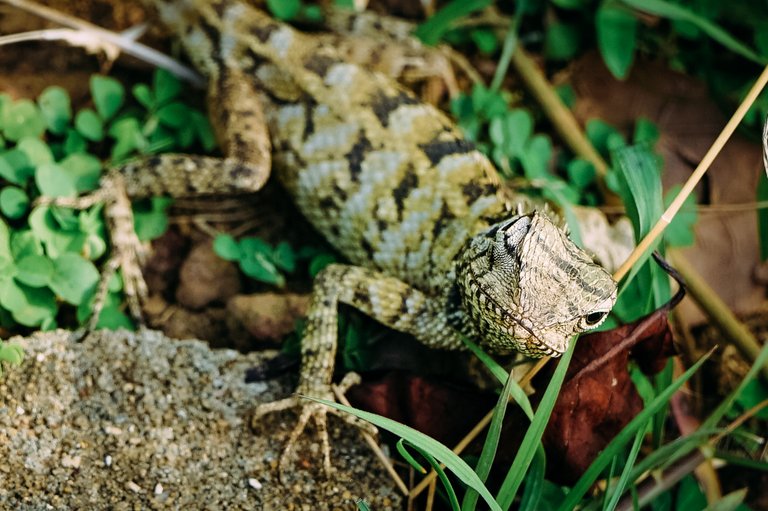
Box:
(419, 139, 476, 166)
(370, 91, 420, 126)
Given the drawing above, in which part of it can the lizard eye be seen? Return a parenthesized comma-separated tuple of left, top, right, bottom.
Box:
(581, 310, 608, 329)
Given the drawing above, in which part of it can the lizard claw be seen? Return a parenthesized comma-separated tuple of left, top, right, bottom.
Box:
(252, 372, 377, 480)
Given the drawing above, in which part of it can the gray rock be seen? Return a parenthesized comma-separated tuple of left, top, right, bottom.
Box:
(0, 330, 401, 510)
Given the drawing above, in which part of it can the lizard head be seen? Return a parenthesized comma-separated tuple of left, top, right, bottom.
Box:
(456, 211, 617, 357)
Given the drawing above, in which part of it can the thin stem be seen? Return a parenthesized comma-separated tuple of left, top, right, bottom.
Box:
(614, 63, 768, 282)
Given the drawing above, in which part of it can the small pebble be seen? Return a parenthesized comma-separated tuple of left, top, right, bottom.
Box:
(104, 455, 112, 467)
(61, 455, 81, 469)
(104, 425, 122, 435)
(248, 478, 262, 490)
(126, 481, 141, 493)
(154, 483, 163, 495)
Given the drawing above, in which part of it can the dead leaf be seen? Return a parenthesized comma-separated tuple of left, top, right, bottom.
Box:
(540, 282, 680, 484)
(566, 52, 764, 325)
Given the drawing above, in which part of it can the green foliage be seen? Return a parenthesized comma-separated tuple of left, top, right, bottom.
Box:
(0, 339, 23, 376)
(596, 4, 638, 80)
(0, 69, 213, 334)
(214, 234, 337, 287)
(757, 173, 768, 261)
(414, 0, 492, 46)
(265, 0, 322, 22)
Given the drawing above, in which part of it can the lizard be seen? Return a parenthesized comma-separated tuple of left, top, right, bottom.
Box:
(120, 0, 618, 476)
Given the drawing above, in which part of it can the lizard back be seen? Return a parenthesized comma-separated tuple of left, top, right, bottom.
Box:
(156, 0, 510, 293)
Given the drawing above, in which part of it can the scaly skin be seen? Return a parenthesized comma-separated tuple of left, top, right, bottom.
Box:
(132, 0, 618, 476)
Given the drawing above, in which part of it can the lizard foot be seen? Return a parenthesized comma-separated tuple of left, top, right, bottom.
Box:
(36, 176, 149, 330)
(252, 372, 377, 480)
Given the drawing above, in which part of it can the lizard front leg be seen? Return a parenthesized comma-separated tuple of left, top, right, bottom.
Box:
(252, 263, 464, 477)
(119, 66, 271, 198)
(55, 67, 273, 329)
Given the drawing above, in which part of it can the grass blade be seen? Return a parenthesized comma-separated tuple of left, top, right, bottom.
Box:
(619, 0, 765, 64)
(462, 366, 517, 511)
(518, 445, 546, 511)
(604, 426, 646, 511)
(407, 442, 462, 511)
(463, 337, 535, 419)
(306, 397, 502, 511)
(555, 349, 713, 511)
(496, 338, 577, 509)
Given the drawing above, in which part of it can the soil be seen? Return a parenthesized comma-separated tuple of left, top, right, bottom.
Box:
(0, 329, 401, 510)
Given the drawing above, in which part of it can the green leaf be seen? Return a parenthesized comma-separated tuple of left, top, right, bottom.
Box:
(29, 206, 86, 258)
(38, 86, 72, 135)
(520, 135, 553, 180)
(414, 0, 493, 46)
(156, 102, 190, 129)
(545, 22, 580, 60)
(490, 109, 533, 158)
(308, 397, 503, 511)
(470, 28, 499, 54)
(551, 0, 587, 8)
(153, 69, 183, 106)
(59, 153, 102, 192)
(733, 379, 768, 420)
(0, 149, 33, 184)
(49, 253, 99, 305)
(75, 109, 104, 142)
(90, 75, 125, 121)
(566, 158, 596, 189)
(675, 474, 708, 511)
(0, 187, 29, 219)
(17, 137, 53, 167)
(663, 185, 697, 247)
(0, 218, 10, 257)
(63, 129, 87, 155)
(0, 280, 57, 327)
(633, 117, 660, 145)
(309, 253, 336, 278)
(35, 162, 78, 198)
(213, 234, 242, 261)
(10, 229, 41, 260)
(273, 241, 296, 272)
(109, 117, 147, 160)
(2, 99, 46, 141)
(132, 83, 154, 110)
(14, 254, 53, 288)
(596, 5, 638, 80)
(133, 197, 172, 241)
(241, 252, 285, 287)
(0, 341, 23, 367)
(190, 110, 217, 151)
(266, 0, 301, 20)
(239, 236, 273, 256)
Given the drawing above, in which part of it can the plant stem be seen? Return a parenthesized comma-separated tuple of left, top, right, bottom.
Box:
(670, 250, 768, 382)
(510, 48, 609, 179)
(614, 63, 768, 282)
